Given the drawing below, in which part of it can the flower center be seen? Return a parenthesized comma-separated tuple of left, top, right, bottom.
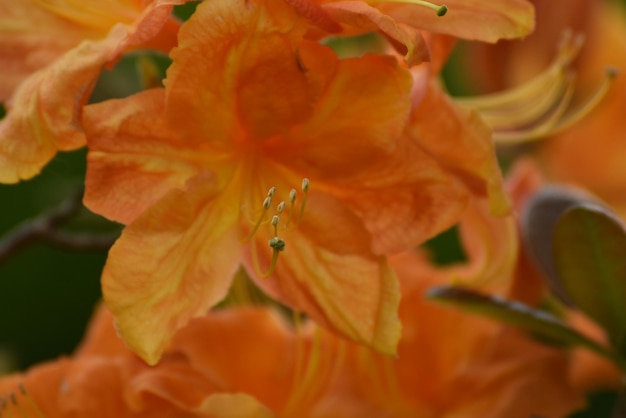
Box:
(242, 178, 311, 278)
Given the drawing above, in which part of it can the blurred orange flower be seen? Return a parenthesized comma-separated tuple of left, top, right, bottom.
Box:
(0, 0, 183, 183)
(0, 304, 325, 418)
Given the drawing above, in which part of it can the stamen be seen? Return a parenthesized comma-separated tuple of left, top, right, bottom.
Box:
(241, 195, 273, 242)
(271, 215, 280, 236)
(288, 189, 298, 225)
(455, 32, 618, 143)
(244, 181, 309, 277)
(298, 178, 310, 225)
(369, 0, 447, 16)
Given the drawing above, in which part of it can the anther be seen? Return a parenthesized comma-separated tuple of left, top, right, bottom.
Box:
(262, 196, 272, 210)
(277, 201, 286, 214)
(287, 189, 298, 225)
(267, 187, 276, 198)
(298, 179, 310, 225)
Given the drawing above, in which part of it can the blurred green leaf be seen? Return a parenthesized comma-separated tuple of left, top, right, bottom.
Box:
(427, 286, 623, 368)
(553, 204, 626, 357)
(521, 186, 602, 305)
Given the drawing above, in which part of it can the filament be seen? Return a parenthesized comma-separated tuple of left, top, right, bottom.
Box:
(456, 32, 618, 143)
(369, 0, 447, 16)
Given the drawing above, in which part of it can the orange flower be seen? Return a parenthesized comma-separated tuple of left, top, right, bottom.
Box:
(286, 0, 535, 65)
(0, 0, 184, 184)
(0, 304, 327, 418)
(80, 0, 507, 365)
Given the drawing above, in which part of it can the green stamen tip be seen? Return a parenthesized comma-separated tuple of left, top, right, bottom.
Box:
(437, 4, 447, 16)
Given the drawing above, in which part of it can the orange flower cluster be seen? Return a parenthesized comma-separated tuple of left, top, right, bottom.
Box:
(2, 0, 625, 416)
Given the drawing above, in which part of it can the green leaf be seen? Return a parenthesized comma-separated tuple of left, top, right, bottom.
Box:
(553, 204, 626, 356)
(521, 185, 605, 305)
(426, 286, 623, 368)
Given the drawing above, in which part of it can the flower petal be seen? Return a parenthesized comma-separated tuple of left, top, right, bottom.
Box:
(376, 0, 535, 42)
(74, 304, 129, 358)
(200, 394, 276, 418)
(84, 89, 202, 225)
(409, 80, 511, 215)
(0, 3, 87, 100)
(281, 45, 413, 179)
(331, 135, 470, 254)
(247, 192, 401, 355)
(0, 31, 125, 183)
(102, 177, 243, 365)
(165, 0, 309, 145)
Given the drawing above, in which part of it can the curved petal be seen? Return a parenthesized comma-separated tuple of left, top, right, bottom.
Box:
(409, 80, 511, 215)
(84, 89, 202, 225)
(102, 177, 243, 365)
(445, 199, 519, 294)
(0, 30, 125, 183)
(246, 192, 401, 355)
(115, 0, 180, 56)
(377, 0, 535, 42)
(322, 1, 429, 66)
(332, 136, 470, 254)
